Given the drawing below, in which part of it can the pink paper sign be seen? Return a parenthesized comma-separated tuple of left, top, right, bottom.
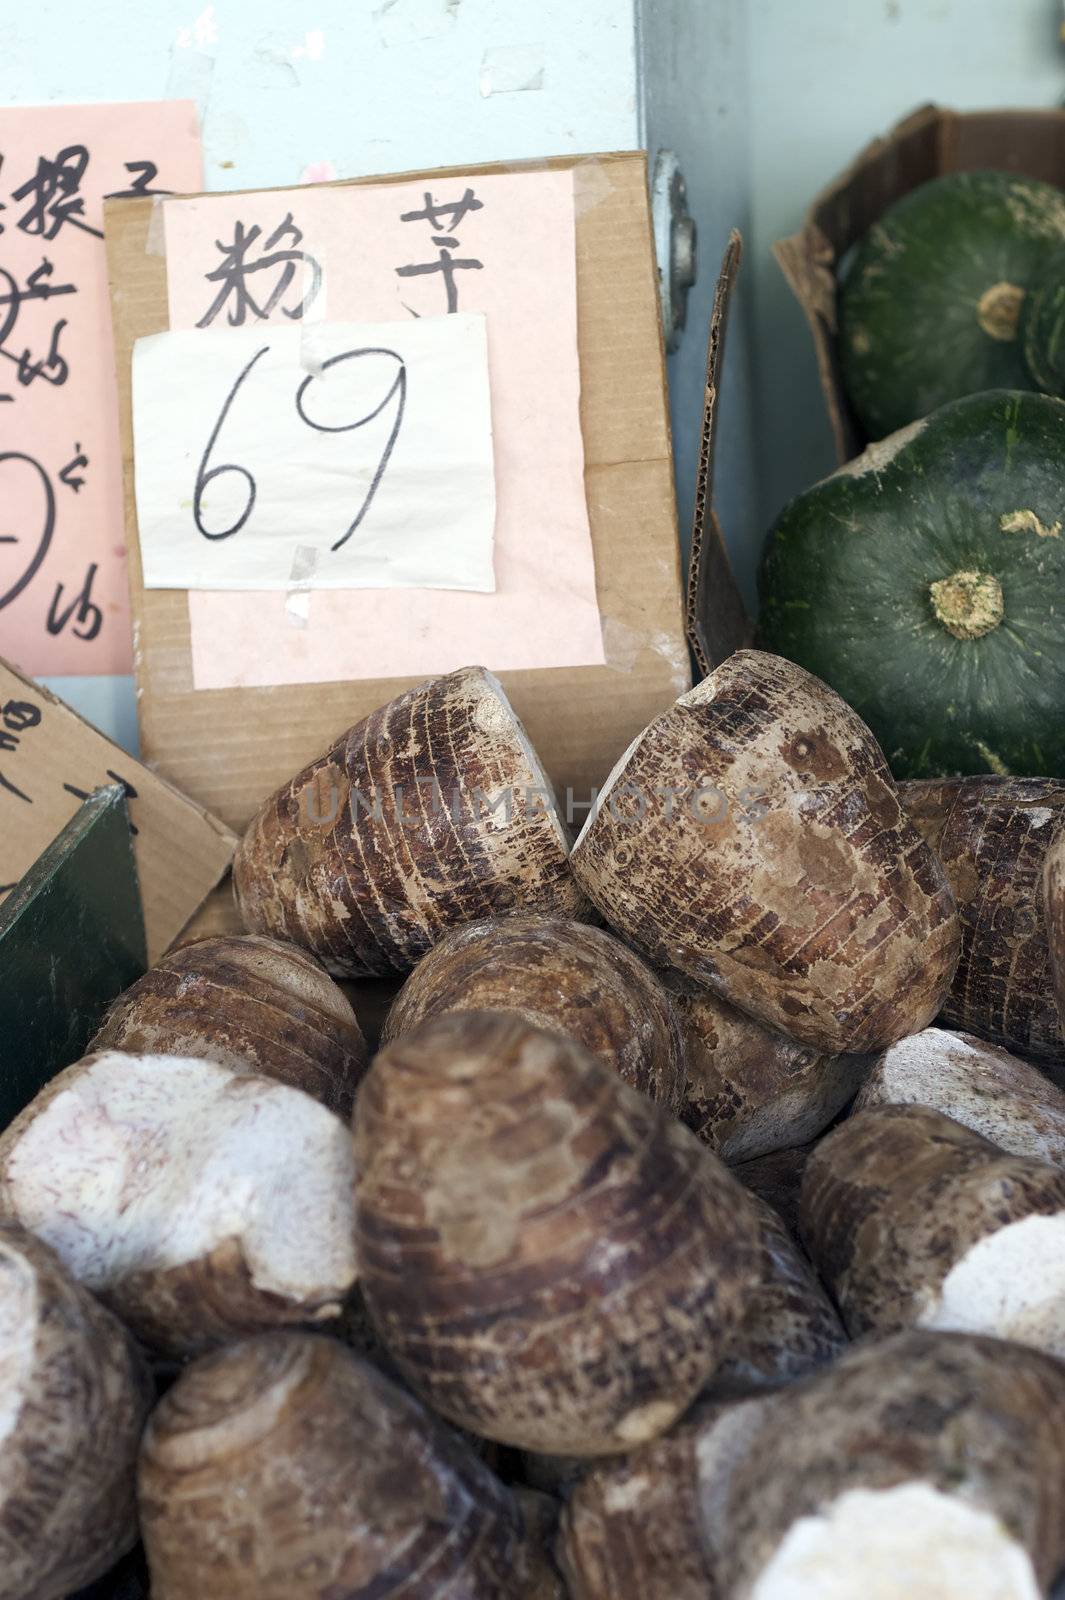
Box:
(162, 168, 605, 688)
(0, 101, 203, 677)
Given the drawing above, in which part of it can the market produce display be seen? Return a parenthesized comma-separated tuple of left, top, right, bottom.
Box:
(838, 170, 1065, 438)
(759, 389, 1065, 779)
(7, 649, 1065, 1597)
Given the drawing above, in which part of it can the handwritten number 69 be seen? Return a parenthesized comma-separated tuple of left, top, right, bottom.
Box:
(193, 345, 408, 551)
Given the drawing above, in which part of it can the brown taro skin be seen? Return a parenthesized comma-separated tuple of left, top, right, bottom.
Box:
(558, 1400, 731, 1600)
(382, 914, 687, 1111)
(732, 1142, 818, 1244)
(855, 1026, 1065, 1169)
(138, 1332, 564, 1600)
(666, 971, 863, 1161)
(799, 1102, 1065, 1338)
(902, 776, 1065, 1072)
(1044, 820, 1065, 1053)
(354, 1011, 764, 1456)
(710, 1330, 1065, 1598)
(571, 651, 960, 1054)
(90, 933, 369, 1116)
(709, 1193, 846, 1398)
(0, 1225, 153, 1600)
(233, 666, 586, 980)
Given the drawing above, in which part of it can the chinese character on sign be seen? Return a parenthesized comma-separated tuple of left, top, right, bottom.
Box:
(0, 699, 41, 804)
(396, 187, 484, 314)
(197, 212, 323, 327)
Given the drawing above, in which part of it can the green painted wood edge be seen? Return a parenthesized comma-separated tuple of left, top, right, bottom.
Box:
(0, 786, 147, 1130)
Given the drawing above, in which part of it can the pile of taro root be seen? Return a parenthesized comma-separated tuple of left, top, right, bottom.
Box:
(8, 651, 1065, 1600)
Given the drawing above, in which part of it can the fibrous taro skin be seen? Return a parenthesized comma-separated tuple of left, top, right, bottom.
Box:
(0, 1051, 358, 1360)
(90, 933, 369, 1115)
(138, 1332, 565, 1600)
(571, 650, 960, 1055)
(707, 1330, 1065, 1600)
(902, 775, 1065, 1071)
(354, 1009, 764, 1456)
(800, 1102, 1065, 1357)
(0, 1223, 153, 1600)
(233, 665, 587, 979)
(382, 913, 687, 1111)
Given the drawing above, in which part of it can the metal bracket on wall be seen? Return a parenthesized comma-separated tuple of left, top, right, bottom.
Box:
(652, 149, 698, 351)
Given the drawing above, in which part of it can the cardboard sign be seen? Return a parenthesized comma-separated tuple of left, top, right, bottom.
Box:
(0, 100, 203, 677)
(159, 165, 603, 690)
(134, 314, 497, 595)
(0, 656, 236, 959)
(105, 153, 690, 950)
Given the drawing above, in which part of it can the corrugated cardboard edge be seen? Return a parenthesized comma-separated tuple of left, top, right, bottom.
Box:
(0, 655, 237, 961)
(104, 151, 689, 853)
(685, 230, 753, 679)
(774, 103, 1065, 462)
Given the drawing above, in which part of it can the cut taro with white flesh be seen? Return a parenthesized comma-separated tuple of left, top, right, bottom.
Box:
(800, 1102, 1065, 1358)
(0, 1051, 358, 1360)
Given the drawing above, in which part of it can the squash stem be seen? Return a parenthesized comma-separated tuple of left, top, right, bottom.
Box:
(929, 570, 1004, 641)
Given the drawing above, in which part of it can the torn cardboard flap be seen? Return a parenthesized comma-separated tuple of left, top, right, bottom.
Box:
(774, 102, 1065, 462)
(104, 152, 689, 862)
(684, 229, 754, 679)
(0, 657, 236, 961)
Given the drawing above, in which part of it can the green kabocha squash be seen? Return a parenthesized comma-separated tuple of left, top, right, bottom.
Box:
(757, 389, 1065, 780)
(839, 171, 1065, 439)
(1022, 246, 1065, 399)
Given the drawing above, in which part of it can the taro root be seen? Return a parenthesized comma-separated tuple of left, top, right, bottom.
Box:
(0, 1224, 152, 1600)
(902, 775, 1065, 1069)
(732, 1142, 817, 1243)
(800, 1103, 1065, 1356)
(710, 1193, 846, 1398)
(382, 913, 686, 1109)
(138, 1332, 564, 1600)
(707, 1330, 1065, 1600)
(571, 651, 960, 1054)
(856, 1026, 1065, 1168)
(90, 934, 368, 1116)
(559, 1395, 768, 1600)
(0, 1051, 357, 1359)
(1046, 819, 1065, 1044)
(233, 666, 586, 979)
(666, 972, 862, 1160)
(354, 1011, 763, 1455)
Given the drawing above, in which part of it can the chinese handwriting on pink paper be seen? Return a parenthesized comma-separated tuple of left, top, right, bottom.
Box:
(0, 102, 203, 677)
(163, 168, 605, 689)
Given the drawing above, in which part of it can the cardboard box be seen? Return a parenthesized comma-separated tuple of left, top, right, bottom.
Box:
(684, 230, 753, 678)
(774, 103, 1065, 463)
(0, 657, 236, 960)
(104, 152, 690, 866)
